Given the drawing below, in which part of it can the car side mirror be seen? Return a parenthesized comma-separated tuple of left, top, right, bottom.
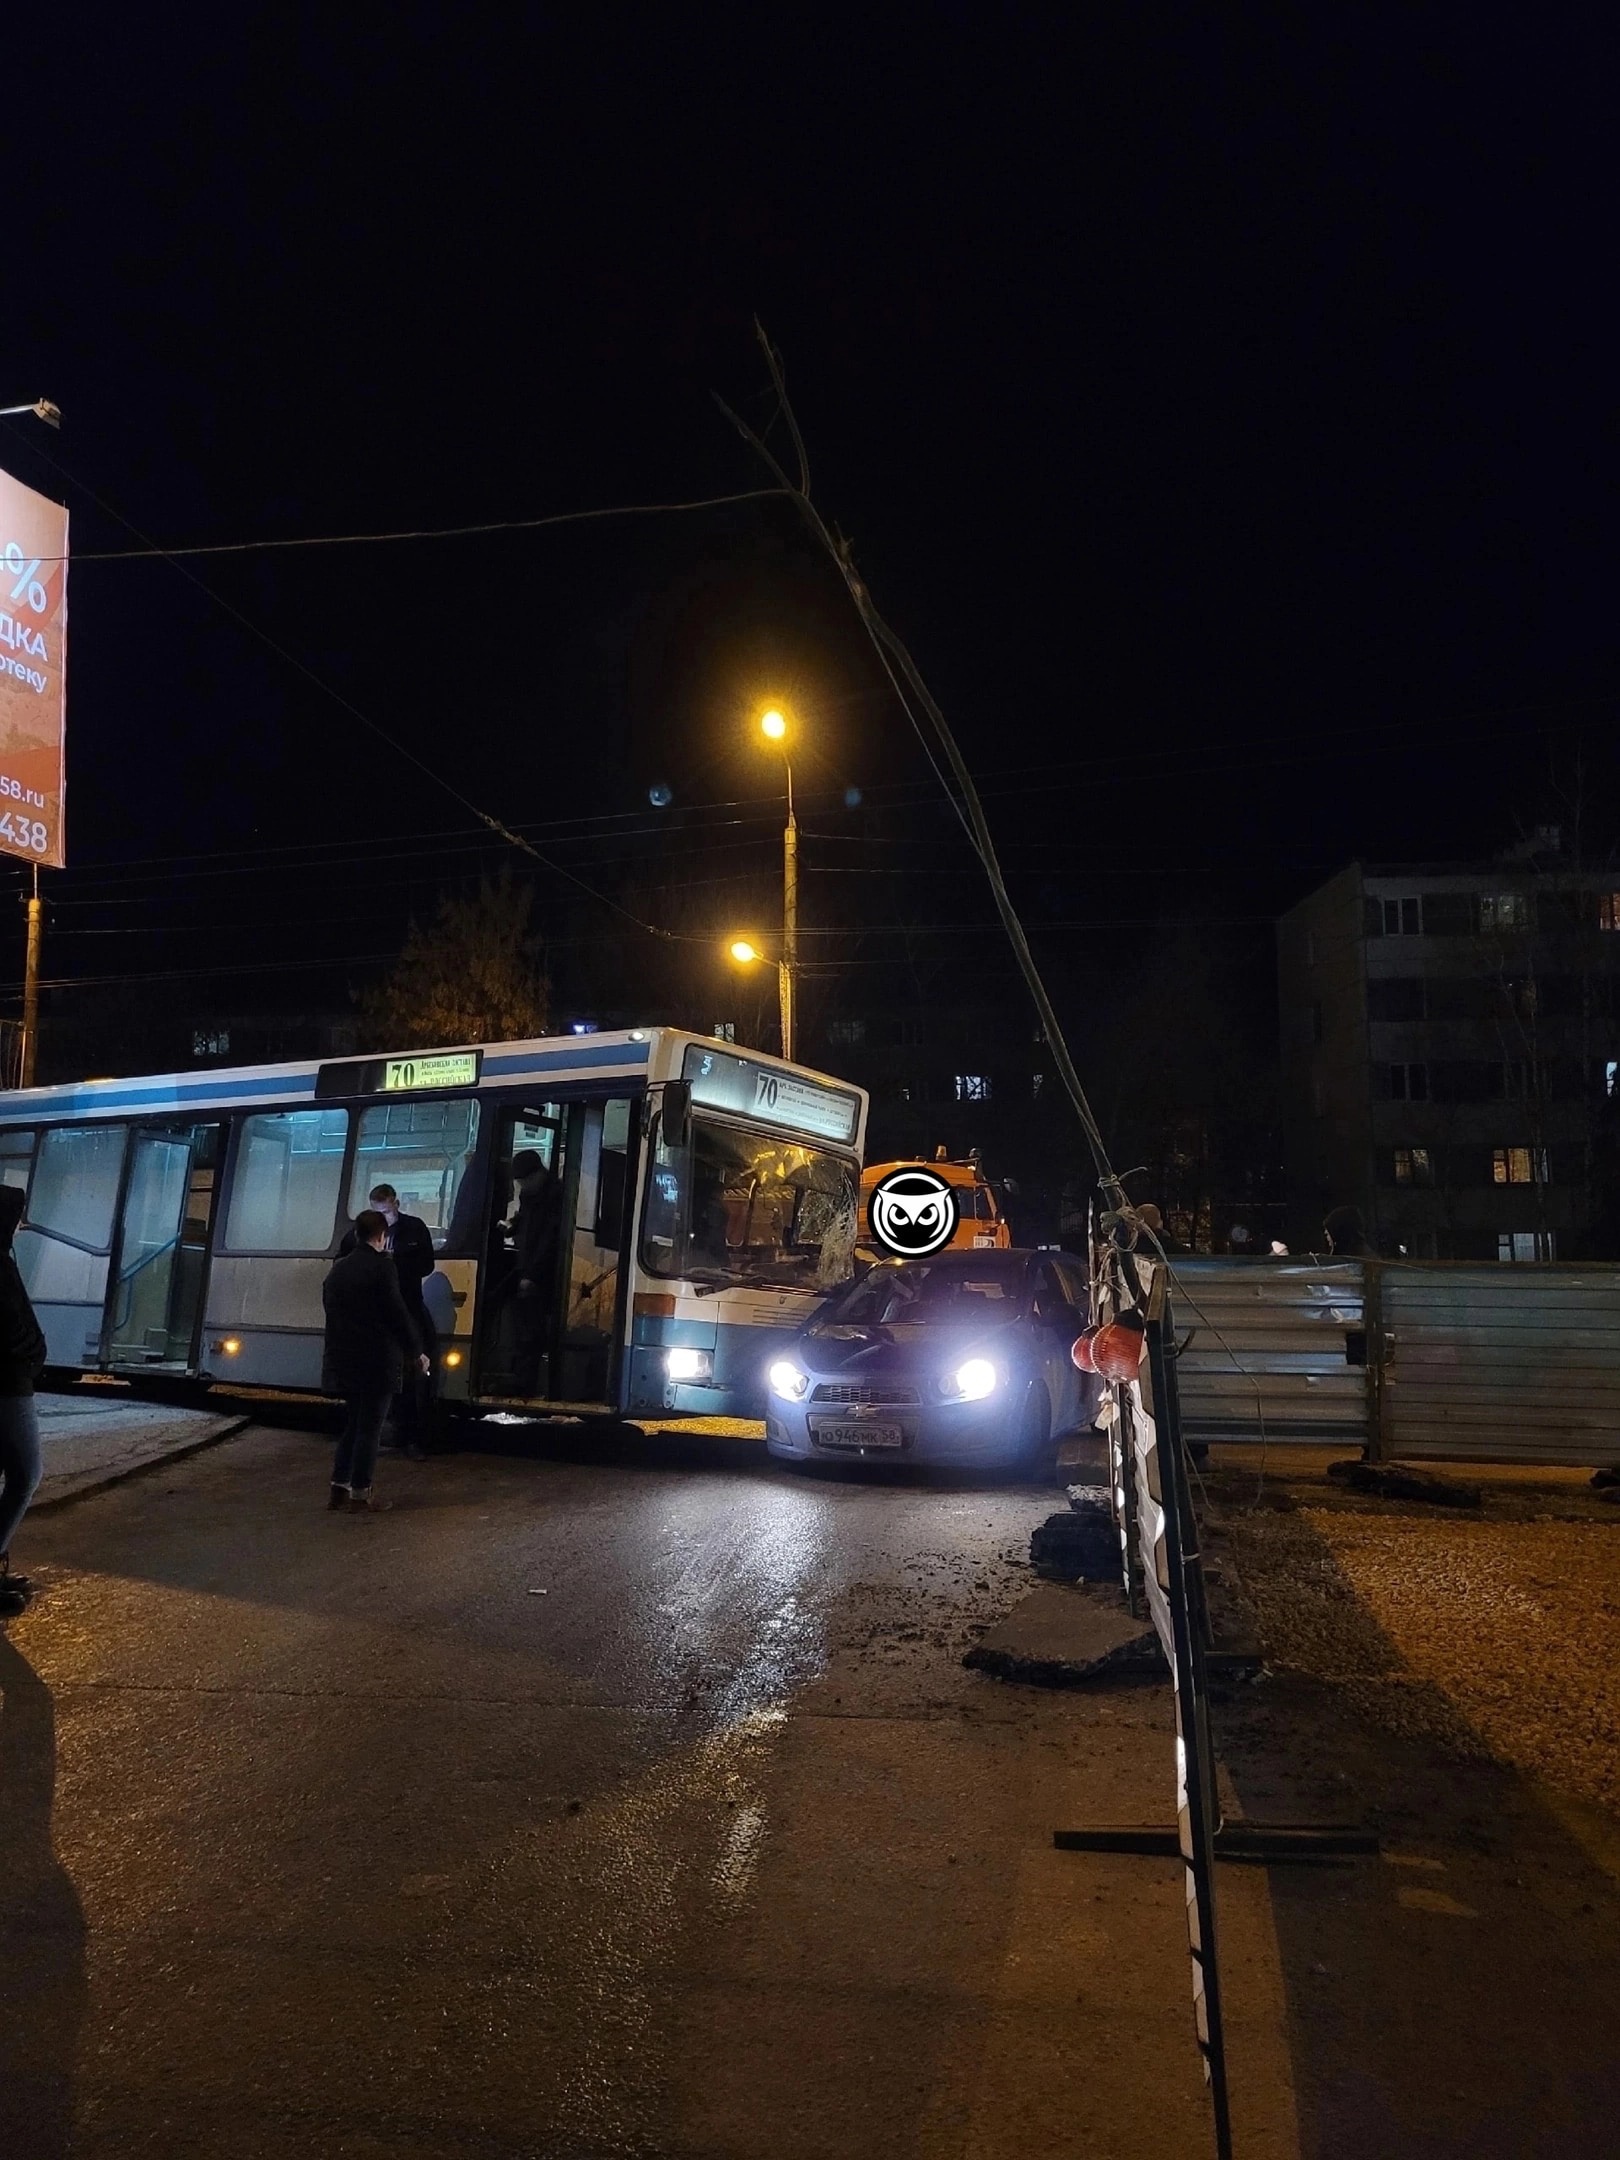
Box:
(661, 1079, 692, 1150)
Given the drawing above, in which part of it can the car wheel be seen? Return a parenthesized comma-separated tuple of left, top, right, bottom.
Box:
(1012, 1378, 1054, 1479)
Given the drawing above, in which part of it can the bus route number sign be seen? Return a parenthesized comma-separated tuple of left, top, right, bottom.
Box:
(382, 1052, 480, 1093)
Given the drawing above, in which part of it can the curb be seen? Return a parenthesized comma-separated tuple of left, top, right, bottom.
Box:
(33, 1414, 254, 1512)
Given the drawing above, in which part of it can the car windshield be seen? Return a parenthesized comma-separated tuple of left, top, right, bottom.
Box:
(641, 1117, 858, 1292)
(830, 1260, 1027, 1328)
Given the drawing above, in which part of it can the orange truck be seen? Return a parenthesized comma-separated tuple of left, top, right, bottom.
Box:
(858, 1153, 1012, 1257)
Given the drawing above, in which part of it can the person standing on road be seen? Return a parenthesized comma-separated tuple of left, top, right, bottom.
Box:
(341, 1182, 437, 1458)
(321, 1208, 429, 1513)
(0, 1184, 48, 1616)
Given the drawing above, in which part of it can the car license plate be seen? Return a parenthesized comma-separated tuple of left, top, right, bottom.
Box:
(812, 1422, 905, 1450)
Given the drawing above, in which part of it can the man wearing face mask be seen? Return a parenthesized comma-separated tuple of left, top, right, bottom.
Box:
(341, 1183, 437, 1456)
(0, 1184, 48, 1615)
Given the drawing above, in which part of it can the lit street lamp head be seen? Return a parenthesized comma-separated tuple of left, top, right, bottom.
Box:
(727, 938, 764, 965)
(759, 708, 787, 741)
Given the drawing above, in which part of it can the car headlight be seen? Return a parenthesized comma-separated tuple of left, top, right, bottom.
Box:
(665, 1347, 713, 1383)
(768, 1359, 810, 1402)
(945, 1356, 998, 1402)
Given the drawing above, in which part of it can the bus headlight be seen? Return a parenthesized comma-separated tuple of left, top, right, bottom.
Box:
(944, 1356, 998, 1402)
(768, 1359, 809, 1402)
(665, 1347, 714, 1383)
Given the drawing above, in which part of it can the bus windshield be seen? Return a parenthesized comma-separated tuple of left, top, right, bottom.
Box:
(642, 1117, 858, 1292)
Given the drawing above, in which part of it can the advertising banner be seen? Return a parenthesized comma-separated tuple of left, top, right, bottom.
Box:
(0, 462, 67, 867)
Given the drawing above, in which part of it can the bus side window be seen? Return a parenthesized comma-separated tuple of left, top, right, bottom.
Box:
(0, 1127, 35, 1196)
(28, 1126, 126, 1251)
(348, 1097, 479, 1247)
(225, 1110, 350, 1252)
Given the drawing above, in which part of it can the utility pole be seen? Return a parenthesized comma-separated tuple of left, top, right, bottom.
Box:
(19, 868, 41, 1087)
(780, 764, 797, 1062)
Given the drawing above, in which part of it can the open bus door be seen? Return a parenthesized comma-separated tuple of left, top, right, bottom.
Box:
(475, 1098, 637, 1410)
(104, 1123, 223, 1372)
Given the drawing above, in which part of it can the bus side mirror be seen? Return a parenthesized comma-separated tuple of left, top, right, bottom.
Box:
(661, 1080, 692, 1151)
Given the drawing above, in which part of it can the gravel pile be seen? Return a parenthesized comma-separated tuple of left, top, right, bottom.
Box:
(1224, 1505, 1620, 1814)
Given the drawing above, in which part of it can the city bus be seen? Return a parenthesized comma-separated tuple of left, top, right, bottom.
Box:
(0, 1028, 868, 1428)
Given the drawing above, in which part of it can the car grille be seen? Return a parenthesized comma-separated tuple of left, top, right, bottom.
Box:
(809, 1382, 920, 1406)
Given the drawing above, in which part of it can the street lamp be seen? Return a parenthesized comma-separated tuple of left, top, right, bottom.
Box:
(756, 706, 797, 1061)
(0, 400, 62, 427)
(725, 936, 792, 1054)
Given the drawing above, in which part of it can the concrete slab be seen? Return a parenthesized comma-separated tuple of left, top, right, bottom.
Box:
(964, 1579, 1165, 1684)
(32, 1392, 249, 1509)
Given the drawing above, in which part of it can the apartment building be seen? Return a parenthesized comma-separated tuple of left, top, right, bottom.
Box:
(1278, 846, 1620, 1258)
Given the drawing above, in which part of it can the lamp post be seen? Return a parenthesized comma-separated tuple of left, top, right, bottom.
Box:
(758, 707, 797, 1061)
(725, 938, 792, 1057)
(1, 395, 62, 1087)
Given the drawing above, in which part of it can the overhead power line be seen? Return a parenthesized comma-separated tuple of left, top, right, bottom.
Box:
(716, 325, 1125, 1201)
(0, 420, 753, 943)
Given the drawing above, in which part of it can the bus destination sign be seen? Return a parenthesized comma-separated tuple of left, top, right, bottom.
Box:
(383, 1052, 481, 1093)
(683, 1044, 859, 1146)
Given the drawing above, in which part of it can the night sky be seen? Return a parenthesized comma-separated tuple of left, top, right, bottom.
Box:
(6, 13, 1618, 1024)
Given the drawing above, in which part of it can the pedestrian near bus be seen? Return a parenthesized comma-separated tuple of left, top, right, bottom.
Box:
(0, 1184, 48, 1616)
(321, 1208, 430, 1513)
(340, 1181, 437, 1457)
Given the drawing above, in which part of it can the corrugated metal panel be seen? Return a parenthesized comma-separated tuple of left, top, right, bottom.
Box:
(1382, 1265, 1620, 1464)
(1165, 1258, 1369, 1443)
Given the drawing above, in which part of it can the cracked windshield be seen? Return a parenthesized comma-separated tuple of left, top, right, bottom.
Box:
(645, 1119, 856, 1291)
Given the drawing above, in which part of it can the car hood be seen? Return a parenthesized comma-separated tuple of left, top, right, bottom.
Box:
(797, 1317, 1023, 1378)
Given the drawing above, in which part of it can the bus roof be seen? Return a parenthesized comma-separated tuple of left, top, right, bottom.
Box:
(0, 1028, 661, 1125)
(0, 1026, 869, 1136)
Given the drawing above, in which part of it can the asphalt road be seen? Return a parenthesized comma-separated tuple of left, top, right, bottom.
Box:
(0, 1421, 1301, 2160)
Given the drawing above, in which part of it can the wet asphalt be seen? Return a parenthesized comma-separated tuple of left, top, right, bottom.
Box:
(0, 1422, 1248, 2160)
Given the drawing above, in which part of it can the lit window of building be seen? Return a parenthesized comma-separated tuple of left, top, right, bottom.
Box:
(954, 1074, 991, 1102)
(1499, 1231, 1556, 1262)
(1492, 1146, 1547, 1185)
(711, 1022, 736, 1042)
(1599, 893, 1620, 931)
(1393, 1147, 1433, 1185)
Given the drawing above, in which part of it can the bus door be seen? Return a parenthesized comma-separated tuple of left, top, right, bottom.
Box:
(556, 1096, 636, 1404)
(476, 1098, 636, 1407)
(105, 1123, 223, 1371)
(478, 1104, 566, 1401)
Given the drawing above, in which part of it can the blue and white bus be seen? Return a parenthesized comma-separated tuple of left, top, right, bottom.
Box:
(0, 1028, 868, 1428)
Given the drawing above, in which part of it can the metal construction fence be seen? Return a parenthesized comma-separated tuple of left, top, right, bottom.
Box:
(1158, 1254, 1620, 1467)
(1168, 1258, 1368, 1446)
(1375, 1264, 1620, 1465)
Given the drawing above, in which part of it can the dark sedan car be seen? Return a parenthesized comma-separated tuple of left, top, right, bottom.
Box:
(763, 1248, 1101, 1472)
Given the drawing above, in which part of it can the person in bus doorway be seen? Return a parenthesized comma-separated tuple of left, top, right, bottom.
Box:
(0, 1184, 47, 1616)
(342, 1182, 437, 1459)
(321, 1209, 430, 1513)
(509, 1149, 562, 1395)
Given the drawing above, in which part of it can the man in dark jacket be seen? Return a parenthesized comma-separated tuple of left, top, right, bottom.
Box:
(321, 1209, 429, 1512)
(0, 1184, 48, 1615)
(505, 1149, 563, 1395)
(341, 1182, 437, 1457)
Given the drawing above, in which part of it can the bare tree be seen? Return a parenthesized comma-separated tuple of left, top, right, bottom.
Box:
(362, 873, 549, 1050)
